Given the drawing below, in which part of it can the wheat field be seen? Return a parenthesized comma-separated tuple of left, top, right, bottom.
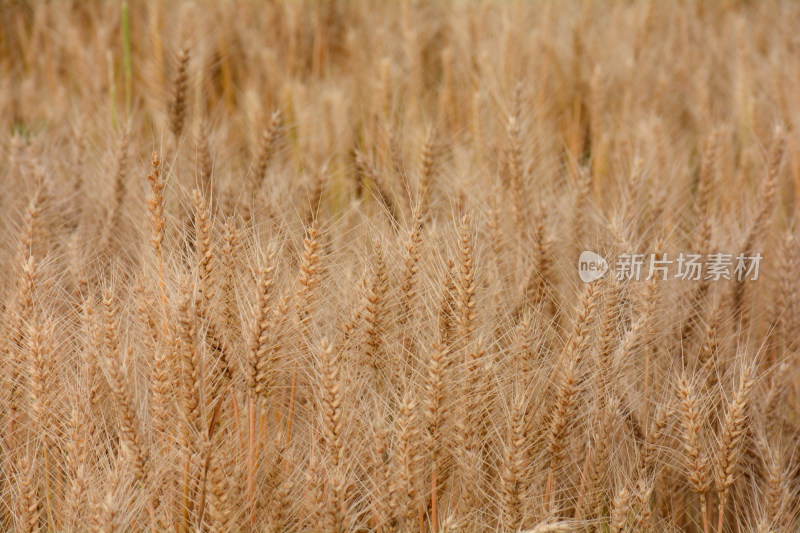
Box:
(1, 1, 799, 531)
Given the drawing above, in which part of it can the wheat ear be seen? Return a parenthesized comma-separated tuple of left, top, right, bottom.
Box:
(714, 364, 755, 533)
(145, 152, 169, 340)
(500, 394, 527, 530)
(101, 288, 157, 531)
(246, 245, 277, 525)
(169, 46, 190, 140)
(677, 374, 711, 533)
(425, 343, 449, 533)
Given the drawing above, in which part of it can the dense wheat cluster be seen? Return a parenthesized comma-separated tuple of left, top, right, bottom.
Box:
(1, 1, 800, 531)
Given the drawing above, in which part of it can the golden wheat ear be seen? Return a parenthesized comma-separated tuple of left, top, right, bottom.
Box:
(169, 46, 190, 142)
(677, 373, 712, 533)
(714, 363, 755, 533)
